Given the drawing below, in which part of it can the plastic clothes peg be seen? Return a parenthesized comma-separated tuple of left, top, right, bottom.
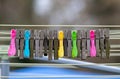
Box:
(58, 31, 64, 58)
(71, 30, 78, 58)
(24, 30, 30, 58)
(8, 29, 17, 56)
(90, 30, 96, 57)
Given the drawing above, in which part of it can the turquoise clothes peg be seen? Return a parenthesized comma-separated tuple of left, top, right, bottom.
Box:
(24, 30, 30, 58)
(71, 30, 78, 58)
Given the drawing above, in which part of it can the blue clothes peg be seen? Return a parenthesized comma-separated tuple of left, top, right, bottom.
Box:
(24, 30, 30, 58)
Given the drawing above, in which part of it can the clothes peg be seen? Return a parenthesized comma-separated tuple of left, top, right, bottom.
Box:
(104, 29, 110, 59)
(43, 30, 48, 56)
(81, 30, 87, 60)
(34, 30, 40, 57)
(53, 30, 59, 60)
(8, 29, 17, 56)
(19, 29, 25, 59)
(95, 30, 100, 57)
(71, 30, 78, 58)
(67, 30, 72, 57)
(30, 30, 35, 59)
(15, 29, 20, 56)
(58, 31, 64, 58)
(39, 30, 44, 57)
(63, 30, 68, 57)
(24, 30, 30, 58)
(99, 29, 106, 58)
(87, 30, 90, 57)
(48, 30, 54, 60)
(90, 30, 96, 57)
(77, 30, 82, 58)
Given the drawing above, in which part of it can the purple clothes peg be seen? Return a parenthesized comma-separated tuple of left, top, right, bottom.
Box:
(8, 29, 17, 56)
(90, 30, 96, 57)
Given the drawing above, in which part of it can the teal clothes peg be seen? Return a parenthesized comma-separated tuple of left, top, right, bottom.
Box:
(24, 30, 30, 58)
(71, 30, 78, 58)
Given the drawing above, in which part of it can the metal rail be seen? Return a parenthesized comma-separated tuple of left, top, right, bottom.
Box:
(0, 24, 120, 27)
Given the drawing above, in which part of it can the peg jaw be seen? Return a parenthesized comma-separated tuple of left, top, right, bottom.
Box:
(24, 30, 30, 40)
(11, 29, 17, 39)
(58, 31, 64, 40)
(72, 30, 77, 40)
(90, 30, 95, 39)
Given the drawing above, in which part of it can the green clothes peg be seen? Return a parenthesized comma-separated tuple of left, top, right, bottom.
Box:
(71, 30, 78, 58)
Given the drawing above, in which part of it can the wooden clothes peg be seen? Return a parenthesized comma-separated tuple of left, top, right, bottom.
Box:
(19, 29, 25, 59)
(48, 30, 54, 60)
(95, 29, 100, 57)
(104, 29, 110, 59)
(53, 30, 59, 60)
(81, 30, 87, 60)
(67, 30, 72, 58)
(99, 29, 106, 58)
(77, 30, 82, 58)
(90, 30, 96, 57)
(63, 30, 68, 57)
(15, 29, 20, 56)
(86, 30, 90, 57)
(8, 29, 17, 56)
(24, 30, 30, 58)
(43, 30, 48, 56)
(71, 30, 78, 58)
(58, 30, 64, 58)
(39, 30, 44, 57)
(30, 30, 35, 59)
(34, 30, 40, 57)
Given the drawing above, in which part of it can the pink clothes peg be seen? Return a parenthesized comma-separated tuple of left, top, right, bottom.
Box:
(8, 29, 17, 56)
(90, 30, 96, 57)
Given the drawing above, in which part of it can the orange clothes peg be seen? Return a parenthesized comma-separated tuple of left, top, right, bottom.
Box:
(58, 31, 64, 58)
